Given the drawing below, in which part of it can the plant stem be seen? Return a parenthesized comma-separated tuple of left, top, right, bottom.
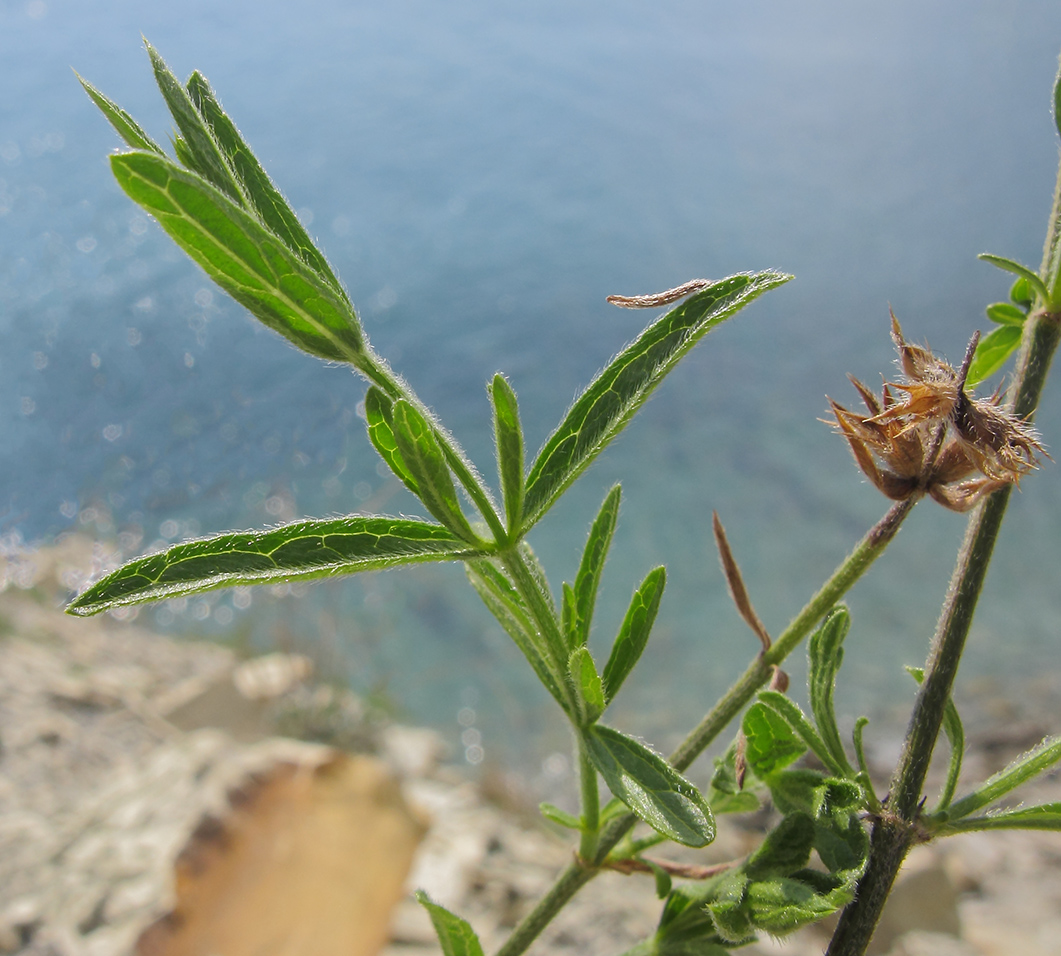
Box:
(493, 498, 915, 956)
(578, 736, 601, 861)
(826, 271, 1061, 956)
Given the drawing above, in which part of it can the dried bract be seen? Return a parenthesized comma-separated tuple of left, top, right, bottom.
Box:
(828, 314, 1045, 511)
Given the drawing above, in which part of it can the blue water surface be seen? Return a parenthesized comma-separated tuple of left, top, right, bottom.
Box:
(4, 0, 1061, 775)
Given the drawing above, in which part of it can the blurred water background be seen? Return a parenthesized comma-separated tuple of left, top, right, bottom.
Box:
(4, 0, 1061, 781)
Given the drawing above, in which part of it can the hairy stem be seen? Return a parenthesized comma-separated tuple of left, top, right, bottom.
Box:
(493, 498, 915, 956)
(827, 158, 1061, 953)
(578, 737, 601, 861)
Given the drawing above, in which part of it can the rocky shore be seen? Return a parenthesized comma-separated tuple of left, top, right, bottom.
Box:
(1, 537, 1059, 956)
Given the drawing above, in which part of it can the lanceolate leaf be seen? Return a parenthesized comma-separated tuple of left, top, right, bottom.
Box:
(966, 324, 1023, 386)
(907, 666, 964, 811)
(75, 72, 165, 153)
(521, 271, 791, 529)
(185, 69, 348, 300)
(978, 253, 1049, 304)
(489, 374, 525, 534)
(364, 387, 420, 496)
(68, 517, 478, 615)
(569, 485, 621, 648)
(586, 724, 715, 847)
(110, 151, 365, 363)
(807, 607, 855, 778)
(146, 41, 244, 204)
(601, 566, 666, 703)
(742, 702, 806, 778)
(939, 735, 1061, 823)
(933, 802, 1061, 835)
(757, 691, 848, 778)
(392, 400, 478, 542)
(985, 302, 1027, 327)
(569, 645, 605, 725)
(415, 892, 485, 956)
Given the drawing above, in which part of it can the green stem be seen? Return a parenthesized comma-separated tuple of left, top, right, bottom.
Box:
(578, 736, 601, 861)
(826, 184, 1061, 955)
(493, 497, 915, 956)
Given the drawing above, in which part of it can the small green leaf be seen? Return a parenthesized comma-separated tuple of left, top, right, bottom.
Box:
(364, 388, 420, 496)
(109, 152, 365, 364)
(934, 802, 1061, 835)
(561, 581, 577, 645)
(966, 324, 1023, 387)
(392, 400, 479, 543)
(907, 666, 964, 811)
(67, 516, 477, 615)
(489, 374, 525, 535)
(985, 302, 1027, 326)
(185, 70, 348, 300)
(76, 72, 165, 153)
(745, 812, 815, 880)
(708, 741, 761, 813)
(742, 873, 854, 936)
(1054, 54, 1061, 140)
(939, 735, 1061, 823)
(465, 560, 567, 711)
(768, 769, 863, 821)
(145, 41, 244, 204)
(757, 691, 849, 778)
(1010, 276, 1034, 308)
(807, 607, 855, 778)
(742, 702, 806, 778)
(415, 891, 485, 956)
(569, 645, 605, 724)
(978, 253, 1049, 304)
(522, 271, 791, 529)
(647, 861, 673, 900)
(569, 484, 621, 648)
(539, 802, 583, 829)
(586, 724, 715, 847)
(601, 566, 666, 702)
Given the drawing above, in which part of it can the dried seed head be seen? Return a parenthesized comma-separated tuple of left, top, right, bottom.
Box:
(828, 312, 1046, 510)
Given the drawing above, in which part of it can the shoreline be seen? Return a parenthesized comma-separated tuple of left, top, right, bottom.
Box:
(2, 539, 1060, 956)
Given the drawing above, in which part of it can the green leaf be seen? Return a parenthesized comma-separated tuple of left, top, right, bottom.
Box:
(145, 41, 244, 204)
(392, 400, 479, 543)
(539, 802, 583, 829)
(934, 802, 1061, 835)
(807, 607, 855, 777)
(978, 253, 1049, 304)
(742, 873, 854, 936)
(1054, 53, 1061, 140)
(185, 70, 348, 300)
(364, 387, 420, 496)
(966, 324, 1023, 387)
(415, 891, 485, 956)
(109, 152, 365, 364)
(745, 812, 815, 880)
(648, 861, 674, 900)
(623, 879, 732, 956)
(522, 271, 791, 528)
(768, 770, 863, 821)
(569, 645, 605, 725)
(708, 741, 761, 814)
(1010, 276, 1034, 308)
(465, 560, 567, 711)
(741, 702, 806, 778)
(67, 516, 477, 615)
(586, 724, 715, 847)
(568, 485, 621, 648)
(489, 374, 525, 535)
(985, 302, 1027, 327)
(907, 666, 964, 811)
(937, 735, 1061, 823)
(76, 72, 165, 153)
(757, 690, 849, 778)
(601, 566, 666, 702)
